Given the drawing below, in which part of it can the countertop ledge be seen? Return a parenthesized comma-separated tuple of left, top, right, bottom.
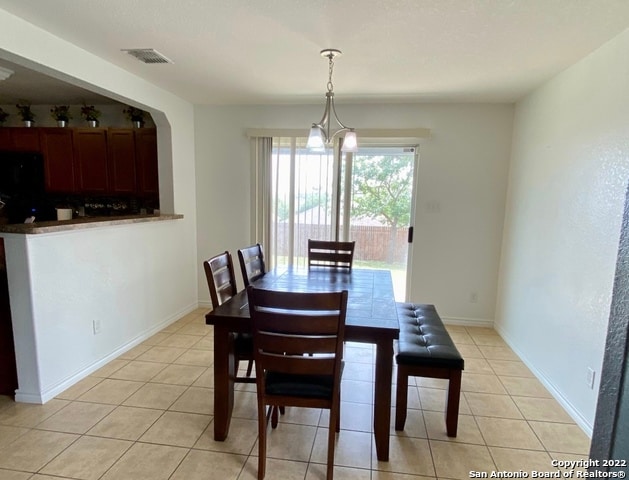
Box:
(0, 214, 184, 234)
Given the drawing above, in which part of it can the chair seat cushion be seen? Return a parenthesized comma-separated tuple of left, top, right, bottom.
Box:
(396, 303, 464, 370)
(265, 362, 344, 399)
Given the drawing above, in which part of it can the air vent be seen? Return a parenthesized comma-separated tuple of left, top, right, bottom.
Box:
(121, 48, 173, 64)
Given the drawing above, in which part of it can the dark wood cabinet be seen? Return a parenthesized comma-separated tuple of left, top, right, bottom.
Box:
(0, 128, 11, 149)
(107, 129, 137, 194)
(73, 129, 109, 193)
(0, 127, 40, 152)
(39, 128, 76, 193)
(135, 129, 159, 196)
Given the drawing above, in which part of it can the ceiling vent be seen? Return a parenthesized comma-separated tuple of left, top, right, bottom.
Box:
(121, 48, 173, 64)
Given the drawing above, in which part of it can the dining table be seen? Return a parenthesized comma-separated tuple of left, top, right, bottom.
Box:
(205, 266, 400, 461)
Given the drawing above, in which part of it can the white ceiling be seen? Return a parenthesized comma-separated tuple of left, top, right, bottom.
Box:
(0, 0, 628, 106)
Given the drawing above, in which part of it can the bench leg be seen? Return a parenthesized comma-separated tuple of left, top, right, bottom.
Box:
(446, 369, 462, 437)
(395, 365, 408, 431)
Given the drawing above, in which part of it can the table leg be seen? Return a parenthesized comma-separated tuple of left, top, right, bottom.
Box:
(373, 339, 393, 461)
(213, 325, 236, 440)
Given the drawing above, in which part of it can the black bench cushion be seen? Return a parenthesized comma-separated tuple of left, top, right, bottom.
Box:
(396, 303, 464, 370)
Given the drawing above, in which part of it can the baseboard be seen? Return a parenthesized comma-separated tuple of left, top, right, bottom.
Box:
(494, 323, 593, 437)
(441, 315, 494, 328)
(22, 301, 199, 404)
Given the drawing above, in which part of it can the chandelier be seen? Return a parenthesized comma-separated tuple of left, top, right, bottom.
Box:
(307, 49, 358, 153)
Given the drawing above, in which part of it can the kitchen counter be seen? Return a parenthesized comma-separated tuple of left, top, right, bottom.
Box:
(0, 214, 183, 234)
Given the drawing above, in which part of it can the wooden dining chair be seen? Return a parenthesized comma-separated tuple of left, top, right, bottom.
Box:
(247, 286, 348, 480)
(308, 240, 356, 270)
(237, 243, 266, 286)
(203, 251, 254, 381)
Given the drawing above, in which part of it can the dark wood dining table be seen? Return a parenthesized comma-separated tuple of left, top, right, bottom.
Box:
(205, 266, 400, 461)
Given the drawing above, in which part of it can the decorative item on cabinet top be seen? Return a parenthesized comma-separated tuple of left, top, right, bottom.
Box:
(0, 108, 9, 125)
(50, 105, 72, 127)
(15, 100, 35, 127)
(122, 106, 145, 128)
(80, 103, 101, 128)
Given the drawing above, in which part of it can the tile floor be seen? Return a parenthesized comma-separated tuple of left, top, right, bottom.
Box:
(0, 308, 592, 480)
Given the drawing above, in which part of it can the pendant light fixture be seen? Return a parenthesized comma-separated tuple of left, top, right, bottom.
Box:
(307, 49, 357, 153)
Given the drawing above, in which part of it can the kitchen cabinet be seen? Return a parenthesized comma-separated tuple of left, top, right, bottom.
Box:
(73, 129, 109, 193)
(39, 128, 76, 192)
(107, 129, 137, 194)
(135, 128, 159, 196)
(0, 239, 18, 396)
(0, 127, 40, 152)
(0, 128, 11, 149)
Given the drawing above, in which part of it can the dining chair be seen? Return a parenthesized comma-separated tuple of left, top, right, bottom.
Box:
(308, 240, 356, 270)
(203, 251, 254, 380)
(237, 243, 266, 286)
(247, 286, 349, 480)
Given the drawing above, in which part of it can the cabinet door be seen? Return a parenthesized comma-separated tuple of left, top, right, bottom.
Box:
(39, 128, 76, 193)
(8, 127, 40, 151)
(134, 129, 158, 196)
(107, 129, 136, 194)
(74, 129, 109, 193)
(0, 129, 11, 150)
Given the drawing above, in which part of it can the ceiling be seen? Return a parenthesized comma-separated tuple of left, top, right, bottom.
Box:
(0, 0, 628, 106)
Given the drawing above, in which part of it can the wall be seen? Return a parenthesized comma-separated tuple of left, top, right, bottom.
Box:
(495, 28, 629, 434)
(0, 9, 198, 401)
(194, 103, 513, 325)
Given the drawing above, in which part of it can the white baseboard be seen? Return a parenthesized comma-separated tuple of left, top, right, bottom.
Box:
(493, 324, 593, 437)
(17, 301, 199, 404)
(441, 315, 494, 328)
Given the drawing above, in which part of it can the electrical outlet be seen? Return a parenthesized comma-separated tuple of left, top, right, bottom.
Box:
(470, 292, 478, 303)
(587, 368, 595, 389)
(93, 319, 102, 335)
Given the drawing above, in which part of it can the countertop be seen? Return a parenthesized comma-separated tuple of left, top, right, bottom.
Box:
(0, 214, 184, 234)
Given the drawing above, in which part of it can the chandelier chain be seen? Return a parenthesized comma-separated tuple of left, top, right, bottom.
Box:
(327, 55, 335, 93)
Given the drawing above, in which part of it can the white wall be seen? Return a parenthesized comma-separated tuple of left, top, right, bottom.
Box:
(195, 103, 513, 324)
(495, 28, 629, 434)
(0, 9, 198, 402)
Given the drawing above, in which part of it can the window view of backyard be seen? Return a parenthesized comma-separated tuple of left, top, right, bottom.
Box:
(268, 139, 416, 300)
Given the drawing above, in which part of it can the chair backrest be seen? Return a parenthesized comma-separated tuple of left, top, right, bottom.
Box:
(203, 251, 238, 309)
(246, 286, 348, 393)
(308, 240, 356, 270)
(238, 243, 266, 286)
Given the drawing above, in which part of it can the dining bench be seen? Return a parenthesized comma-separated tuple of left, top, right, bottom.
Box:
(395, 302, 464, 437)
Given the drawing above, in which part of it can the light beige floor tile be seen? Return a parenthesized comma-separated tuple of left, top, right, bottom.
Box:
(195, 418, 258, 455)
(117, 343, 152, 360)
(0, 424, 30, 449)
(239, 456, 308, 480)
(344, 347, 374, 364)
(170, 449, 247, 480)
(36, 401, 115, 434)
(109, 360, 167, 382)
(343, 361, 373, 382)
(140, 411, 210, 447)
(466, 327, 498, 336)
(0, 395, 14, 412)
(416, 377, 448, 389)
(423, 411, 484, 445)
(232, 391, 259, 420)
(142, 332, 172, 346)
(512, 396, 574, 423)
(529, 422, 591, 455)
(394, 385, 421, 411)
(447, 330, 474, 345)
(341, 380, 373, 405)
(77, 379, 144, 405)
(169, 386, 213, 414)
(191, 336, 214, 350)
(418, 387, 471, 415)
(372, 436, 434, 476)
(0, 399, 69, 428)
(489, 446, 553, 472)
(0, 470, 32, 480)
(0, 429, 78, 471)
(430, 440, 495, 479)
(306, 463, 371, 480)
(87, 405, 163, 440)
(475, 416, 544, 450)
(489, 359, 534, 377)
(150, 364, 207, 386)
(478, 345, 520, 361)
(257, 422, 317, 462)
(462, 357, 494, 374)
(122, 383, 187, 409)
(390, 407, 426, 438)
(312, 428, 372, 469)
(56, 376, 103, 400)
(158, 333, 202, 348)
(320, 402, 370, 432)
(371, 472, 435, 480)
(100, 442, 188, 480)
(39, 435, 132, 480)
(470, 334, 506, 347)
(192, 368, 214, 388)
(136, 346, 187, 363)
(91, 359, 129, 378)
(464, 392, 523, 419)
(173, 349, 214, 366)
(462, 373, 508, 394)
(277, 406, 321, 427)
(455, 343, 484, 359)
(498, 376, 553, 398)
(177, 323, 211, 336)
